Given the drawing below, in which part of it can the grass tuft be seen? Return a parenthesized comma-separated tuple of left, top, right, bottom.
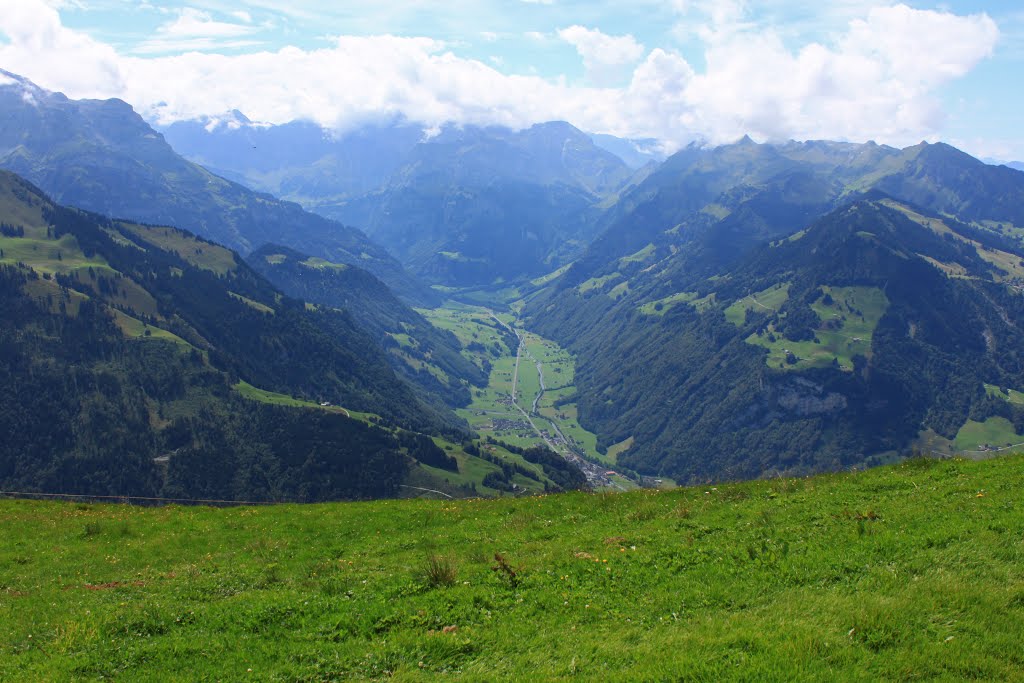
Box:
(422, 554, 458, 588)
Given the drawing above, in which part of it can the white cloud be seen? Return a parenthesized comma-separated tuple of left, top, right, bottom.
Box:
(0, 0, 126, 99)
(130, 8, 263, 54)
(0, 0, 1003, 155)
(158, 8, 255, 39)
(558, 25, 644, 86)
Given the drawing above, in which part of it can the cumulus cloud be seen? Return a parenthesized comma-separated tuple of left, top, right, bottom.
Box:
(0, 0, 1001, 153)
(558, 25, 644, 85)
(0, 0, 125, 98)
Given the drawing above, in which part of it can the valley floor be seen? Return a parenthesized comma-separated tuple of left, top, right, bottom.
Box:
(2, 455, 1022, 680)
(422, 302, 661, 492)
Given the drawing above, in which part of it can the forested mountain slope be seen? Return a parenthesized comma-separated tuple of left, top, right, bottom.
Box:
(0, 171, 464, 500)
(320, 122, 632, 285)
(526, 186, 1024, 481)
(248, 244, 486, 407)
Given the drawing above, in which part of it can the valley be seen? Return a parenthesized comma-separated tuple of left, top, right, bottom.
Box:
(4, 70, 1024, 497)
(2, 3, 1024, 678)
(420, 303, 651, 491)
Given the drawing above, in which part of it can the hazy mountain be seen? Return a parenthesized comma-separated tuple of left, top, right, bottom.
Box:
(0, 170, 467, 501)
(0, 70, 435, 305)
(320, 121, 634, 285)
(589, 133, 667, 169)
(248, 244, 486, 406)
(161, 114, 423, 204)
(1008, 161, 1024, 172)
(163, 115, 637, 286)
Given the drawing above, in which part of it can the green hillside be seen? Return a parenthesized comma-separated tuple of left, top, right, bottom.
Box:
(248, 244, 486, 408)
(2, 455, 1022, 680)
(0, 171, 586, 502)
(526, 195, 1024, 483)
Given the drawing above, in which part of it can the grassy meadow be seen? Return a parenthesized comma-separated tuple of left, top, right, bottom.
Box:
(748, 286, 889, 372)
(2, 455, 1023, 680)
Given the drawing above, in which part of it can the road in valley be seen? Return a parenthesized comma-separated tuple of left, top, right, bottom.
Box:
(489, 311, 619, 489)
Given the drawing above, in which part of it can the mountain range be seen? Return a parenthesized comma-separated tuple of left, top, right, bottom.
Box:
(163, 115, 652, 285)
(4, 68, 1024, 494)
(0, 70, 433, 305)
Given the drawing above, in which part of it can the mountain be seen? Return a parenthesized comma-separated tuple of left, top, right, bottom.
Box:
(0, 170, 478, 501)
(161, 114, 423, 205)
(1006, 161, 1024, 172)
(523, 138, 1024, 482)
(323, 122, 633, 285)
(0, 70, 435, 305)
(165, 116, 636, 286)
(589, 133, 667, 169)
(247, 244, 487, 406)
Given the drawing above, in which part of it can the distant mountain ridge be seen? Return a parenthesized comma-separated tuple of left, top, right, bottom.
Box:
(163, 116, 640, 286)
(0, 70, 435, 305)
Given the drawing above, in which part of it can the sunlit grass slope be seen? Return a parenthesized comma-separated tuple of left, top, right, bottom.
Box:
(2, 455, 1023, 680)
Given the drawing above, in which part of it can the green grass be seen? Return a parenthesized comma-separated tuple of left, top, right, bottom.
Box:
(748, 286, 889, 372)
(233, 381, 377, 423)
(724, 283, 790, 326)
(228, 292, 274, 315)
(119, 223, 237, 276)
(0, 234, 109, 275)
(0, 182, 48, 230)
(301, 257, 349, 271)
(984, 383, 1024, 406)
(2, 455, 1023, 680)
(638, 291, 697, 316)
(606, 437, 635, 464)
(618, 243, 656, 266)
(437, 251, 486, 264)
(529, 262, 574, 287)
(883, 200, 1024, 281)
(954, 417, 1024, 452)
(608, 281, 630, 301)
(577, 272, 621, 294)
(426, 306, 604, 466)
(691, 292, 717, 312)
(112, 310, 192, 346)
(418, 304, 514, 371)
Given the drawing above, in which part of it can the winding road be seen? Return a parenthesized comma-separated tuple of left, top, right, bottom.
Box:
(488, 311, 620, 489)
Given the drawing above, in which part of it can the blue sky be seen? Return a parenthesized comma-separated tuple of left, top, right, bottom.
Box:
(2, 1, 1022, 159)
